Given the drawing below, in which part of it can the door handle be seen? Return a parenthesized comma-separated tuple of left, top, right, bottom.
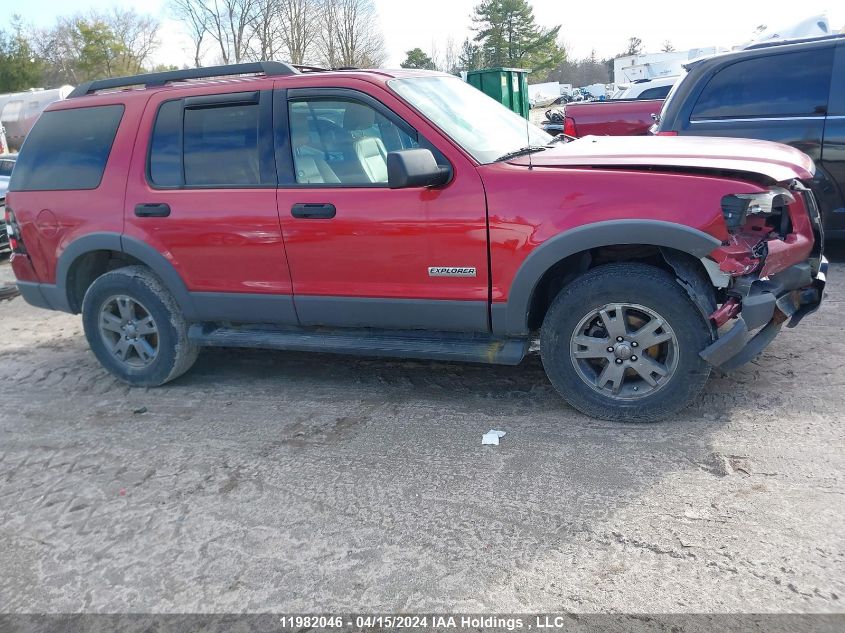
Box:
(291, 203, 336, 219)
(135, 203, 171, 218)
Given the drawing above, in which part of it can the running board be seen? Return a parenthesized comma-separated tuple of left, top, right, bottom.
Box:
(188, 324, 529, 366)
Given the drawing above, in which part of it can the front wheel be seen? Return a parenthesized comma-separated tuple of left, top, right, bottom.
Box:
(540, 263, 713, 422)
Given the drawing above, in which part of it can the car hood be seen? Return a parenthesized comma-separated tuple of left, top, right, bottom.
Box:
(510, 135, 815, 182)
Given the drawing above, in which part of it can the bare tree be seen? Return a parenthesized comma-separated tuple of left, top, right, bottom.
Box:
(278, 0, 320, 64)
(169, 0, 385, 68)
(106, 8, 160, 74)
(248, 0, 283, 61)
(170, 0, 209, 67)
(170, 0, 257, 65)
(431, 36, 458, 73)
(317, 0, 386, 68)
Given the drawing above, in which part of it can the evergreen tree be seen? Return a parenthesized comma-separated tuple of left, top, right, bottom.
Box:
(457, 37, 483, 72)
(0, 17, 44, 92)
(471, 0, 564, 74)
(623, 36, 643, 56)
(400, 47, 436, 70)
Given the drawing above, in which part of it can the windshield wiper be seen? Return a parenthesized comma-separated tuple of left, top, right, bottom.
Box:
(493, 146, 547, 162)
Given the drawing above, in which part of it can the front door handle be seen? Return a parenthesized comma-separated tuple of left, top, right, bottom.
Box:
(291, 203, 336, 219)
(135, 203, 171, 218)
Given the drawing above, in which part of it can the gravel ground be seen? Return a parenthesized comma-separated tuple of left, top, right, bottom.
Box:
(0, 250, 843, 614)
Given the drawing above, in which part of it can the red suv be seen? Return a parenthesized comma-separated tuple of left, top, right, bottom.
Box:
(4, 62, 827, 421)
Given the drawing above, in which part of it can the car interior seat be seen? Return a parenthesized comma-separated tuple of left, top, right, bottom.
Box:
(342, 103, 388, 183)
(290, 108, 340, 184)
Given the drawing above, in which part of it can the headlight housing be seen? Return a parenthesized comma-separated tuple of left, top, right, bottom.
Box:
(720, 187, 794, 231)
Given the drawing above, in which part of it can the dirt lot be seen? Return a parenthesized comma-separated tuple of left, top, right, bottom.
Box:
(0, 251, 843, 614)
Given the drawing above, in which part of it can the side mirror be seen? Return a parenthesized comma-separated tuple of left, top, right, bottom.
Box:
(387, 149, 450, 189)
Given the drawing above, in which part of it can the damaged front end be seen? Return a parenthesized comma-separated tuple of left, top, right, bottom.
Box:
(700, 181, 827, 371)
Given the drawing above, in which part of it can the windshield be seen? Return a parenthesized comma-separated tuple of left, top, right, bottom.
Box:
(390, 75, 551, 164)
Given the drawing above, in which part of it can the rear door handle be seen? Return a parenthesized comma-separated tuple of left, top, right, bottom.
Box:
(135, 203, 171, 218)
(291, 203, 336, 219)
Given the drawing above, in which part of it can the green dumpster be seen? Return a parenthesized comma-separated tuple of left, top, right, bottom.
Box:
(465, 67, 531, 118)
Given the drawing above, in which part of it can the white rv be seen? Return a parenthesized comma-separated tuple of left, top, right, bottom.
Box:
(0, 85, 74, 151)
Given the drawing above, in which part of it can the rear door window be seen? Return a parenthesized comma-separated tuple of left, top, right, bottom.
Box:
(691, 48, 834, 120)
(148, 92, 272, 188)
(9, 105, 124, 191)
(183, 103, 261, 186)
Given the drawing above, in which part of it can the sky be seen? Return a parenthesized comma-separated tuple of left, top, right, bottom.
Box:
(2, 0, 844, 70)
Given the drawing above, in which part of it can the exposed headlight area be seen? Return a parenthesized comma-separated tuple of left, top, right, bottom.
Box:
(720, 187, 794, 231)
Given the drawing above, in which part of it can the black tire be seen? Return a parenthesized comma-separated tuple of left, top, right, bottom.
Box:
(82, 265, 199, 387)
(540, 262, 713, 422)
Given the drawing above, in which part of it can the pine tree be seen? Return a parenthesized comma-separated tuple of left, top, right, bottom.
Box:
(400, 47, 436, 70)
(457, 37, 483, 72)
(471, 0, 564, 74)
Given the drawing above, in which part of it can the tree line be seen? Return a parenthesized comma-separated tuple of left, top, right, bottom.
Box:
(169, 0, 386, 69)
(0, 9, 166, 91)
(0, 0, 658, 93)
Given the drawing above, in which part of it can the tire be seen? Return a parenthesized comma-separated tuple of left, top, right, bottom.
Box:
(81, 265, 199, 387)
(540, 262, 713, 422)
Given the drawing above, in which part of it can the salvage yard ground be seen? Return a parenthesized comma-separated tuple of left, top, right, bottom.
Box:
(0, 249, 843, 612)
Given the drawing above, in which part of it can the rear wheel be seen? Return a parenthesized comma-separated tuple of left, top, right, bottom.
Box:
(540, 263, 713, 422)
(82, 266, 199, 386)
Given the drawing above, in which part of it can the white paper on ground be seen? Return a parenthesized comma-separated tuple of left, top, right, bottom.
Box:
(482, 429, 507, 445)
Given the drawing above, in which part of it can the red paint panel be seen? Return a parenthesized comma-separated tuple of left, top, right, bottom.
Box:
(479, 162, 764, 302)
(123, 85, 293, 295)
(6, 93, 143, 284)
(277, 180, 489, 301)
(274, 77, 489, 303)
(564, 99, 664, 137)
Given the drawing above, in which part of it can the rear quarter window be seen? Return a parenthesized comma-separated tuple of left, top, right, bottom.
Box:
(637, 85, 671, 100)
(9, 105, 124, 192)
(691, 48, 834, 120)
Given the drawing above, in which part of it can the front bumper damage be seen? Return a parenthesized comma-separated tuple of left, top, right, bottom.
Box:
(699, 183, 827, 371)
(700, 258, 827, 371)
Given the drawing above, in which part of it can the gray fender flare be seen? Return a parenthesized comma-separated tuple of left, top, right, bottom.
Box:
(120, 235, 197, 319)
(55, 233, 196, 318)
(491, 219, 722, 336)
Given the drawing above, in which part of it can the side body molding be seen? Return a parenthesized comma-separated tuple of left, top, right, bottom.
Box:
(53, 233, 124, 313)
(491, 219, 723, 336)
(56, 233, 298, 324)
(52, 232, 197, 316)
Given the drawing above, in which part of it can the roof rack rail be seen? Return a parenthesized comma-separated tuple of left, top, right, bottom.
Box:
(67, 61, 299, 99)
(292, 64, 330, 73)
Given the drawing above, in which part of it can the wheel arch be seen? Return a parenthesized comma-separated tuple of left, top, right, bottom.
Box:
(56, 233, 196, 317)
(491, 220, 722, 336)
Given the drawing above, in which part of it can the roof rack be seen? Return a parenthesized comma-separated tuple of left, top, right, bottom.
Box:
(67, 61, 299, 99)
(292, 64, 330, 73)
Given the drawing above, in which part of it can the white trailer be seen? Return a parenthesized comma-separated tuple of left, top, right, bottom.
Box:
(0, 86, 74, 151)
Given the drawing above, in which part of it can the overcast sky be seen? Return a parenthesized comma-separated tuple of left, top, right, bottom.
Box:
(2, 0, 844, 69)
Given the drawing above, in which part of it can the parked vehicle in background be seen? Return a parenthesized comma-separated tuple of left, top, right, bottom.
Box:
(5, 63, 826, 421)
(0, 86, 74, 151)
(655, 34, 845, 238)
(543, 99, 664, 137)
(0, 191, 8, 256)
(612, 76, 678, 100)
(0, 153, 14, 199)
